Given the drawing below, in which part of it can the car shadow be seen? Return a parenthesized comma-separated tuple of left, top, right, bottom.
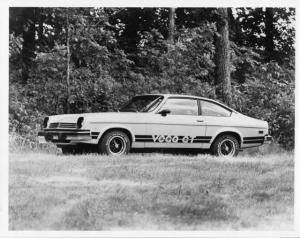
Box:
(130, 148, 212, 156)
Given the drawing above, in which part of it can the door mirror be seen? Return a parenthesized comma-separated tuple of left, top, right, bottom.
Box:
(159, 109, 171, 116)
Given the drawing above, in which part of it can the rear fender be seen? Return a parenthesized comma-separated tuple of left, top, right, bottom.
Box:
(210, 127, 243, 146)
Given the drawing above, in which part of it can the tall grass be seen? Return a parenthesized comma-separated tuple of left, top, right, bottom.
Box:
(9, 151, 294, 230)
(9, 133, 59, 153)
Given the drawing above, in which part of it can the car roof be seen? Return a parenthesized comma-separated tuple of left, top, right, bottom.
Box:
(136, 93, 236, 112)
(136, 93, 206, 99)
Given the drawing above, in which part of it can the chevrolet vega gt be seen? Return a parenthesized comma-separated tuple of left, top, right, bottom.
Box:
(38, 94, 272, 157)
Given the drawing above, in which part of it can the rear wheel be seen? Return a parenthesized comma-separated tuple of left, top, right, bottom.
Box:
(212, 135, 239, 157)
(99, 130, 130, 156)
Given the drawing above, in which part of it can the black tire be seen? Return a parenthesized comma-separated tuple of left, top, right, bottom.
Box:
(61, 145, 84, 155)
(99, 130, 130, 156)
(211, 135, 239, 157)
(61, 146, 75, 155)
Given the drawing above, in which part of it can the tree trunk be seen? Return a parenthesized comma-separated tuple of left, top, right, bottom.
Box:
(265, 8, 275, 62)
(21, 8, 36, 85)
(66, 10, 71, 114)
(214, 8, 232, 106)
(168, 8, 175, 43)
(37, 8, 45, 49)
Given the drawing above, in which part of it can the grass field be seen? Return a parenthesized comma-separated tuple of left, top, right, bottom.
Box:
(9, 150, 294, 230)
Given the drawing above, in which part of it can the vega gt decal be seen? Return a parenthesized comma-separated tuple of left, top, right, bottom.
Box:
(135, 135, 212, 143)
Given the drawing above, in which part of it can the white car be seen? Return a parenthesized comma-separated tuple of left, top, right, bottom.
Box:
(38, 94, 272, 157)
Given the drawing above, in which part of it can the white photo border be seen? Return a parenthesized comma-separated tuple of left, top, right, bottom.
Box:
(1, 0, 299, 237)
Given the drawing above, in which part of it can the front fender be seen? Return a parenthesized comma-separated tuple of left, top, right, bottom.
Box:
(93, 124, 136, 143)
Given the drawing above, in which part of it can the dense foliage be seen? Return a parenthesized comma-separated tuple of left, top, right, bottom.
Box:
(9, 7, 295, 150)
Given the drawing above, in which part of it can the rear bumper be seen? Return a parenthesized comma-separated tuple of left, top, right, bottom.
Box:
(241, 135, 273, 148)
(264, 135, 273, 144)
(38, 129, 91, 144)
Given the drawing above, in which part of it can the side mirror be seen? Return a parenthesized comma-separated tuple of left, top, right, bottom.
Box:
(159, 109, 171, 116)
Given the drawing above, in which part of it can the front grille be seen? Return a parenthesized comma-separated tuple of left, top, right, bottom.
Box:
(49, 122, 77, 129)
(49, 123, 59, 128)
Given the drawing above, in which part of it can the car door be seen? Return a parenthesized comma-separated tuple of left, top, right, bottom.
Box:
(144, 97, 209, 148)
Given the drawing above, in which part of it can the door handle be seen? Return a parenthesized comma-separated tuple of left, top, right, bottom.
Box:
(197, 120, 204, 122)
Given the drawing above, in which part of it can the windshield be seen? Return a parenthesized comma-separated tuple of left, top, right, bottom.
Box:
(119, 95, 163, 112)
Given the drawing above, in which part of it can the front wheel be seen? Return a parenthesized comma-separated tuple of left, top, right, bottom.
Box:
(99, 130, 130, 156)
(211, 135, 239, 157)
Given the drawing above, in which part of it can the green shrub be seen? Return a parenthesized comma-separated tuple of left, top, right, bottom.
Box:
(232, 62, 295, 150)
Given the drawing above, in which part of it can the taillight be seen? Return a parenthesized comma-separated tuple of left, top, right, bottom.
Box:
(77, 117, 84, 129)
(43, 117, 49, 128)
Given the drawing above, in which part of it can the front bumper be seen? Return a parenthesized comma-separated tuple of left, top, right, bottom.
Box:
(264, 135, 273, 144)
(38, 129, 91, 144)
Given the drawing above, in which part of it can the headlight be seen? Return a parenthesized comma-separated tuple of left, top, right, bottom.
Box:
(43, 117, 49, 128)
(77, 117, 84, 129)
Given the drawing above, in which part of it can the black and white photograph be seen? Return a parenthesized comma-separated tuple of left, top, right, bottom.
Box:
(2, 0, 298, 235)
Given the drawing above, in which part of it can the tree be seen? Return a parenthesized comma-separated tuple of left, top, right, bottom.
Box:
(9, 8, 38, 84)
(214, 8, 232, 106)
(265, 8, 275, 61)
(234, 8, 295, 64)
(175, 8, 215, 29)
(110, 8, 159, 54)
(66, 9, 71, 113)
(168, 8, 175, 43)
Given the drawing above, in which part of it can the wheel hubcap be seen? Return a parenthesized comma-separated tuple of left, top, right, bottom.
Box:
(108, 136, 126, 155)
(219, 139, 235, 157)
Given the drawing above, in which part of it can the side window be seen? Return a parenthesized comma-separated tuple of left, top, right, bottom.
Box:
(160, 98, 198, 116)
(200, 100, 231, 117)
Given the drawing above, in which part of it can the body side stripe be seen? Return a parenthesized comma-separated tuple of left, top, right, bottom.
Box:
(135, 139, 211, 143)
(135, 135, 212, 140)
(135, 136, 211, 143)
(243, 136, 265, 140)
(91, 132, 100, 135)
(243, 140, 264, 144)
